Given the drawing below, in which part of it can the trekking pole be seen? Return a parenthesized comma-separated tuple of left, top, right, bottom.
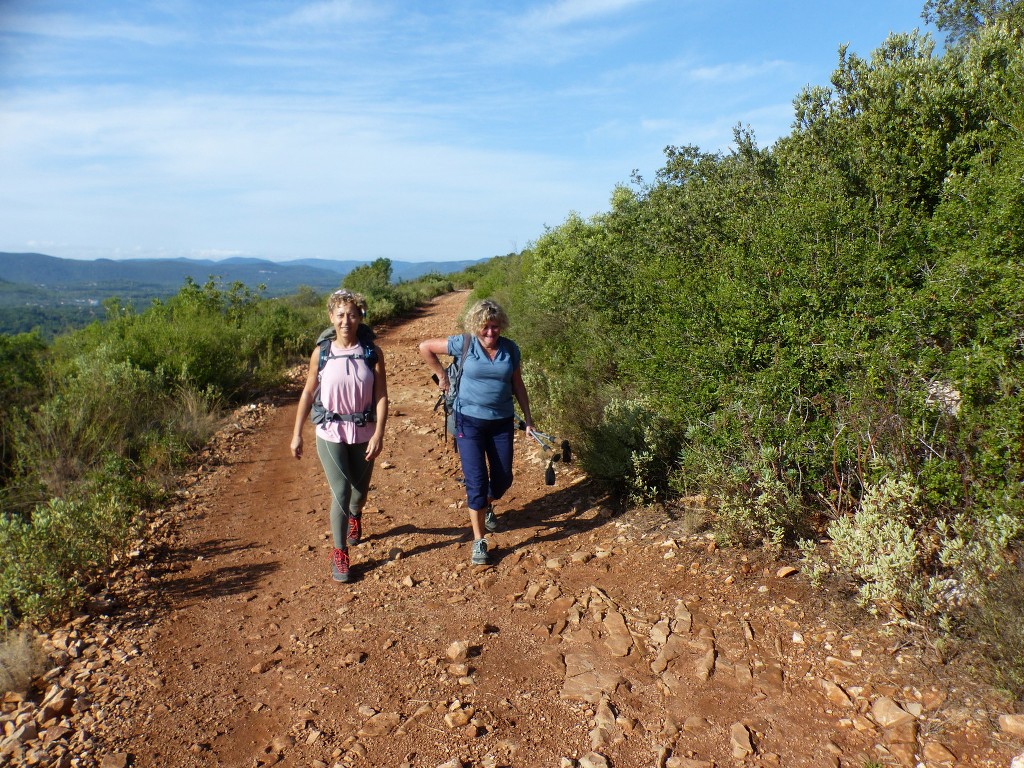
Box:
(430, 377, 446, 417)
(515, 419, 569, 486)
(516, 419, 571, 463)
(528, 430, 553, 451)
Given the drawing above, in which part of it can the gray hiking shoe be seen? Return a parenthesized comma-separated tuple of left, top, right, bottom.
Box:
(471, 537, 490, 565)
(346, 515, 362, 546)
(331, 547, 351, 583)
(483, 504, 501, 532)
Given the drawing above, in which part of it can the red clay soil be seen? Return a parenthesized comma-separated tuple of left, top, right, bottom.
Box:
(15, 291, 1024, 768)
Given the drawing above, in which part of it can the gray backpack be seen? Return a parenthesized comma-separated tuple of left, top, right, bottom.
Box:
(436, 333, 470, 440)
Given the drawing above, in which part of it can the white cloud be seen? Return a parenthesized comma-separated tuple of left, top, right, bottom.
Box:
(518, 0, 651, 29)
(0, 86, 613, 261)
(0, 0, 933, 262)
(0, 11, 182, 45)
(689, 60, 791, 84)
(277, 0, 383, 28)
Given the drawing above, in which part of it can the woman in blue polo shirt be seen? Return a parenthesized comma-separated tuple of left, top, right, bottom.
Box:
(419, 299, 535, 565)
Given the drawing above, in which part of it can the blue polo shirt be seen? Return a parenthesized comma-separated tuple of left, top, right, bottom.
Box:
(447, 334, 521, 420)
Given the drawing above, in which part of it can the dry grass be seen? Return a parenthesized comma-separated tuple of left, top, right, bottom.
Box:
(0, 628, 47, 695)
(966, 551, 1024, 703)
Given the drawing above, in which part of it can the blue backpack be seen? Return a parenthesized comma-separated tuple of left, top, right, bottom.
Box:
(310, 324, 378, 426)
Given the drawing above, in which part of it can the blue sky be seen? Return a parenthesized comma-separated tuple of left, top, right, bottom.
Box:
(0, 0, 934, 263)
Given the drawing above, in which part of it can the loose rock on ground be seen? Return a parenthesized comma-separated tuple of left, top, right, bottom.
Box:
(3, 292, 1022, 768)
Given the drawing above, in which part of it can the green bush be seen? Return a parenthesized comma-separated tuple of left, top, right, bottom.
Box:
(0, 333, 46, 483)
(0, 271, 463, 628)
(0, 492, 137, 622)
(12, 351, 168, 498)
(497, 22, 1024, 552)
(343, 257, 393, 299)
(828, 475, 928, 616)
(581, 396, 675, 504)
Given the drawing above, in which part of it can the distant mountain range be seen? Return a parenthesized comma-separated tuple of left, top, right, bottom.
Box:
(0, 252, 484, 336)
(0, 252, 483, 295)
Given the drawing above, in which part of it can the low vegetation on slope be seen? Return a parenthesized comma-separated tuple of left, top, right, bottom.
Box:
(0, 265, 455, 635)
(468, 15, 1024, 696)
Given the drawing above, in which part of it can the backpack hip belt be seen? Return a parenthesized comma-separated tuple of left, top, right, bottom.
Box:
(320, 408, 375, 427)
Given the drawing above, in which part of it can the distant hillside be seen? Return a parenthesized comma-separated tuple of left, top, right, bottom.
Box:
(0, 252, 484, 336)
(279, 257, 484, 282)
(0, 252, 482, 295)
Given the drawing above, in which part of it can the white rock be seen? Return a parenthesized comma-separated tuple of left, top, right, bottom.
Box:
(730, 722, 754, 758)
(443, 707, 474, 728)
(578, 753, 609, 768)
(1000, 714, 1024, 738)
(446, 641, 469, 662)
(922, 741, 956, 764)
(667, 758, 714, 768)
(650, 619, 671, 646)
(820, 679, 854, 708)
(871, 697, 914, 728)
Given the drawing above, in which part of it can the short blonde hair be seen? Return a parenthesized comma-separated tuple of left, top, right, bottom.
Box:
(465, 299, 509, 333)
(327, 289, 367, 318)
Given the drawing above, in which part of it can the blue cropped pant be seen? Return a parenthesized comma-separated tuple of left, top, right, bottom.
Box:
(454, 413, 514, 511)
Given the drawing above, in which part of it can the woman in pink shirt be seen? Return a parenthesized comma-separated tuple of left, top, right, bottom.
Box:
(291, 290, 388, 583)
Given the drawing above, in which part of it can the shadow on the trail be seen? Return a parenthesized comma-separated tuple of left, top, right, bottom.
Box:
(119, 537, 281, 622)
(505, 476, 619, 550)
(152, 536, 265, 571)
(355, 522, 470, 573)
(159, 561, 280, 606)
(352, 476, 618, 574)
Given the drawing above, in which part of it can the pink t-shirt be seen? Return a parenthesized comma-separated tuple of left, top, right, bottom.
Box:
(315, 341, 377, 444)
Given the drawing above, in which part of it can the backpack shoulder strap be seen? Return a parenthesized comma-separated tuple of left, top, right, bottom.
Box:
(316, 336, 333, 376)
(362, 339, 378, 368)
(452, 332, 471, 394)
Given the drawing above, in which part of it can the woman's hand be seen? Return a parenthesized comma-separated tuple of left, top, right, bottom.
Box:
(365, 432, 384, 461)
(419, 339, 451, 390)
(290, 434, 303, 459)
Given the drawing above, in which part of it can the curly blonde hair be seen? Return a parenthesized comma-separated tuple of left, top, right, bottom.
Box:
(327, 289, 368, 318)
(465, 299, 509, 333)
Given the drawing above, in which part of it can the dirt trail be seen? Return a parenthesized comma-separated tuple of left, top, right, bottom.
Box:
(13, 292, 1022, 768)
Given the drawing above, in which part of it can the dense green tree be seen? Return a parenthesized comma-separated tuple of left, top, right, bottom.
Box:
(343, 257, 393, 299)
(923, 0, 1023, 43)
